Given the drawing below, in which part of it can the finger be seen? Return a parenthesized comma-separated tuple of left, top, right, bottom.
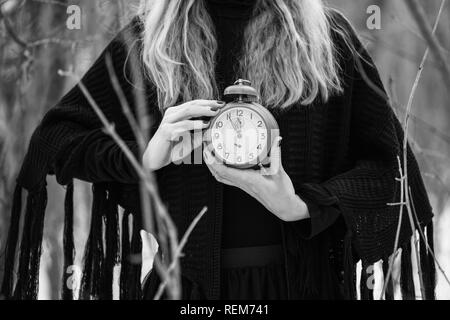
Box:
(191, 99, 226, 106)
(261, 136, 283, 176)
(208, 157, 247, 184)
(203, 143, 219, 166)
(165, 100, 225, 123)
(168, 120, 210, 141)
(140, 230, 159, 284)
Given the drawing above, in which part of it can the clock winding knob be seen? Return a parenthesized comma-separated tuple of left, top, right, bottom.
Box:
(223, 79, 259, 103)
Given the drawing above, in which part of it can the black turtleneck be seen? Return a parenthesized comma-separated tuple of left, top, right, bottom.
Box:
(206, 0, 283, 249)
(206, 0, 256, 91)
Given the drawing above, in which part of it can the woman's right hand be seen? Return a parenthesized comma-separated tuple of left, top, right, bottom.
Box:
(142, 100, 225, 171)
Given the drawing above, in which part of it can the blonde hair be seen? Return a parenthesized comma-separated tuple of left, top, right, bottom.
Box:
(139, 0, 345, 110)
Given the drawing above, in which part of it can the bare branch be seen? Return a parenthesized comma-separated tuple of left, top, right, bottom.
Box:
(104, 54, 146, 150)
(154, 207, 208, 300)
(380, 156, 406, 299)
(403, 0, 450, 88)
(0, 9, 28, 48)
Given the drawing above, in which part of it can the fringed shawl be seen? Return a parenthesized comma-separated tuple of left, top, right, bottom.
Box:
(0, 13, 436, 300)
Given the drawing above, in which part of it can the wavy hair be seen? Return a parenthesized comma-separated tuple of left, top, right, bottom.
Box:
(139, 0, 347, 110)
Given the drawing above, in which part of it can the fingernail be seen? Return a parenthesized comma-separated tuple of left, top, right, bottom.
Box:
(211, 106, 220, 112)
(278, 137, 283, 147)
(217, 100, 226, 105)
(179, 136, 184, 142)
(203, 120, 210, 125)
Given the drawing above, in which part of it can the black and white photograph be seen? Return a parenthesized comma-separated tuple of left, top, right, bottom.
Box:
(0, 0, 450, 307)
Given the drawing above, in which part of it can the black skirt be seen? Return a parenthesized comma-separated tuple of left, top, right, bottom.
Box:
(220, 245, 288, 300)
(142, 245, 288, 300)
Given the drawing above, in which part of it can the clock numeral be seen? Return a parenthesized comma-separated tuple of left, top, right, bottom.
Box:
(216, 121, 224, 129)
(225, 152, 230, 159)
(260, 132, 266, 140)
(237, 109, 243, 117)
(226, 113, 232, 121)
(250, 113, 253, 120)
(217, 143, 223, 150)
(249, 153, 254, 160)
(237, 156, 242, 163)
(257, 144, 262, 150)
(257, 121, 263, 128)
(214, 132, 220, 139)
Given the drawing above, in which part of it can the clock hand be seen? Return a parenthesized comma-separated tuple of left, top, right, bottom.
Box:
(235, 118, 244, 136)
(230, 118, 239, 133)
(236, 117, 243, 129)
(231, 119, 244, 138)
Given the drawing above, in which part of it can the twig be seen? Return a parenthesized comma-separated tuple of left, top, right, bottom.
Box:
(0, 9, 28, 48)
(403, 0, 450, 88)
(391, 103, 450, 147)
(360, 33, 443, 69)
(154, 207, 208, 300)
(28, 37, 100, 48)
(354, 53, 390, 103)
(104, 54, 146, 150)
(408, 187, 450, 287)
(381, 156, 406, 299)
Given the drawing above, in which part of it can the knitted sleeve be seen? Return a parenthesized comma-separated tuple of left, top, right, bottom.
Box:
(37, 18, 149, 185)
(288, 11, 433, 266)
(288, 184, 341, 240)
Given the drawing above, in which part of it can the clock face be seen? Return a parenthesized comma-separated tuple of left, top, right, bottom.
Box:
(210, 106, 269, 166)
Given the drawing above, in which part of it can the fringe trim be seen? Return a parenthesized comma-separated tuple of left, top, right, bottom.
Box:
(102, 185, 120, 300)
(119, 211, 131, 300)
(0, 185, 23, 299)
(79, 183, 122, 300)
(342, 230, 356, 299)
(119, 211, 142, 300)
(79, 184, 104, 299)
(62, 181, 74, 300)
(425, 224, 436, 300)
(14, 183, 47, 299)
(360, 261, 374, 300)
(382, 259, 394, 300)
(345, 222, 436, 300)
(1, 181, 437, 300)
(400, 242, 415, 300)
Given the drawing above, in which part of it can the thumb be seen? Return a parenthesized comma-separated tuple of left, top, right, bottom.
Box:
(262, 136, 283, 176)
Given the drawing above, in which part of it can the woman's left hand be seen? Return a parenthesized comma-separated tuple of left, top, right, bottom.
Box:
(203, 136, 309, 222)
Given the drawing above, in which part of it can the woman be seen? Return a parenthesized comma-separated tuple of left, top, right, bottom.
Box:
(1, 0, 435, 300)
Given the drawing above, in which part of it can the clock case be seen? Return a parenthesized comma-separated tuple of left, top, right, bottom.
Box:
(204, 79, 280, 169)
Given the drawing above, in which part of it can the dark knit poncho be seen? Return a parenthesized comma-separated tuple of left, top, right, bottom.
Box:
(1, 11, 435, 300)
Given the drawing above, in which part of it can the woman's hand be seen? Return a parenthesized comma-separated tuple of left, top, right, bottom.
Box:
(203, 136, 309, 222)
(143, 100, 225, 171)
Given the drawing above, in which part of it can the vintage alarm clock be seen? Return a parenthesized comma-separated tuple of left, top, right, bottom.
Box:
(205, 79, 279, 169)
